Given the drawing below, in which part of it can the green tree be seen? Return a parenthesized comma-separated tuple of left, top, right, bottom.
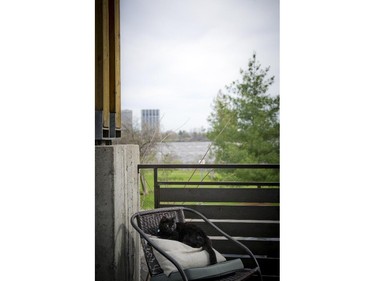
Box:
(207, 53, 279, 181)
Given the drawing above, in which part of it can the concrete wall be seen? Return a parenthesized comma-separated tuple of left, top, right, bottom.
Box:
(95, 145, 140, 281)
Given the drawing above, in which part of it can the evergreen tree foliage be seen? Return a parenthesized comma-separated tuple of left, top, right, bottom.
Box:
(207, 53, 279, 181)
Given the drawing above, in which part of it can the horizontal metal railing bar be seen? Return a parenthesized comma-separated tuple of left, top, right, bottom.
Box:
(223, 254, 271, 259)
(187, 219, 280, 224)
(158, 181, 279, 186)
(160, 188, 279, 204)
(138, 163, 279, 172)
(209, 236, 280, 242)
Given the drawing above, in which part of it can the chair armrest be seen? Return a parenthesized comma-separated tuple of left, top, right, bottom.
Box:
(130, 213, 189, 281)
(181, 207, 261, 272)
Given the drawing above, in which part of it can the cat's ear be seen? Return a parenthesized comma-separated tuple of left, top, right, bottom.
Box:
(160, 216, 167, 222)
(171, 216, 176, 222)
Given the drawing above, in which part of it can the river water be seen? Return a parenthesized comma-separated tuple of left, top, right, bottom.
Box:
(155, 141, 215, 164)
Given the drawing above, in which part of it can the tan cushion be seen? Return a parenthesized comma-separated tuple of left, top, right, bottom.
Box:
(148, 235, 226, 276)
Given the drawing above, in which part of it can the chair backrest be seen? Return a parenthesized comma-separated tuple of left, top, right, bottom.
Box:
(134, 207, 186, 276)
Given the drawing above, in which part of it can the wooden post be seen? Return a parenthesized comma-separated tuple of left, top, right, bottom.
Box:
(96, 0, 121, 141)
(115, 0, 121, 134)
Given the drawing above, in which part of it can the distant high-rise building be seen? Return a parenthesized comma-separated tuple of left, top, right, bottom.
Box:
(121, 109, 133, 130)
(141, 109, 160, 132)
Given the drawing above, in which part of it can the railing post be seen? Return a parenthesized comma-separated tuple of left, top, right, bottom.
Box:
(154, 168, 160, 208)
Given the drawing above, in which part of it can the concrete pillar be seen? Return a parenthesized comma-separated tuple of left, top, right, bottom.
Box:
(95, 145, 140, 281)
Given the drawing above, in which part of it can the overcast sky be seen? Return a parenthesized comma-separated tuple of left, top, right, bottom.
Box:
(120, 0, 279, 132)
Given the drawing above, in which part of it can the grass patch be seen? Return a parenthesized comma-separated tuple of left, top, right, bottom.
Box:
(140, 169, 211, 209)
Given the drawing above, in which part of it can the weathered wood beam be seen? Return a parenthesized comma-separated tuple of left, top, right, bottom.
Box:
(114, 0, 121, 131)
(96, 0, 121, 140)
(95, 0, 103, 113)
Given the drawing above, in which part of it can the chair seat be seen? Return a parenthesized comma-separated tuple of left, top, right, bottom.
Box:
(151, 259, 249, 281)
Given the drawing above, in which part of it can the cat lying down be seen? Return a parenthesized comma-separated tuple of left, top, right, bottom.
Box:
(157, 216, 217, 265)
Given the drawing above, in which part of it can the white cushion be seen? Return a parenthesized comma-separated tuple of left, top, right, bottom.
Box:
(147, 235, 226, 276)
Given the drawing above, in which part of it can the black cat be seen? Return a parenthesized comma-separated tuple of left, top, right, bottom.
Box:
(157, 216, 217, 265)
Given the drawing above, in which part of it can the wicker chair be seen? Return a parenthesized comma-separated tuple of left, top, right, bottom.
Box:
(131, 207, 263, 281)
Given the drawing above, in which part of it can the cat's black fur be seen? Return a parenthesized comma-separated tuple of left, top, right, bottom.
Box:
(157, 216, 217, 265)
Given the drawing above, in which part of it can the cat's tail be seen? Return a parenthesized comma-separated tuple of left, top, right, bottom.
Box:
(203, 244, 217, 265)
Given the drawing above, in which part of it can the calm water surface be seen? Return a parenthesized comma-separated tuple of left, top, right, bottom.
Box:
(155, 141, 215, 164)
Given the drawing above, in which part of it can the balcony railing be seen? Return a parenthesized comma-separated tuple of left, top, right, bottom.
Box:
(138, 163, 280, 281)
